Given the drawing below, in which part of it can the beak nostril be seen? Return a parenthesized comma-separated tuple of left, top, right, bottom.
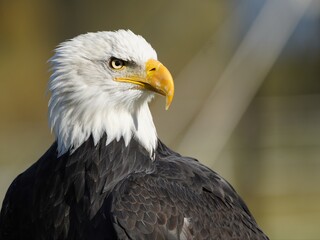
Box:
(149, 68, 156, 71)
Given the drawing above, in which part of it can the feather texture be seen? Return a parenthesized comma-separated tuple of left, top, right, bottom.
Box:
(0, 136, 268, 239)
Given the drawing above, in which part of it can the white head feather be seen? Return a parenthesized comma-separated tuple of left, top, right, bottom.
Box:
(48, 30, 159, 157)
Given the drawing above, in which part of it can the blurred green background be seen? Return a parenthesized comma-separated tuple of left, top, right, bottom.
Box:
(1, 0, 320, 239)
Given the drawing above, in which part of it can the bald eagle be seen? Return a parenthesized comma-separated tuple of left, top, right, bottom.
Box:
(0, 30, 268, 240)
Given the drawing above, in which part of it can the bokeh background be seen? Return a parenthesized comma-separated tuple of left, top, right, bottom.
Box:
(1, 0, 319, 239)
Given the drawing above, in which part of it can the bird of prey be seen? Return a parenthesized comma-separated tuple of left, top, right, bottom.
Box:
(0, 30, 269, 240)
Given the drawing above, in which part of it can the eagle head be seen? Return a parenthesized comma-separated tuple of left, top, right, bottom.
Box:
(48, 30, 174, 157)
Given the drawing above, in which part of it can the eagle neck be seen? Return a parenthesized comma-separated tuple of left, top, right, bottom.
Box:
(49, 90, 158, 158)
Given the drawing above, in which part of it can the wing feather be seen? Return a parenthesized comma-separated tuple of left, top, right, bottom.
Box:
(110, 146, 269, 240)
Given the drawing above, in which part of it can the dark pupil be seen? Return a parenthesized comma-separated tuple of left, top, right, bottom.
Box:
(115, 60, 122, 66)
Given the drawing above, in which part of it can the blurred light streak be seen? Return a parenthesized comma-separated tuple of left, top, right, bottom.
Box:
(175, 0, 313, 165)
(152, 1, 256, 145)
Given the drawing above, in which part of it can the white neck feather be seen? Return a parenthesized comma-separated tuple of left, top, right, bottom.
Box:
(49, 90, 158, 157)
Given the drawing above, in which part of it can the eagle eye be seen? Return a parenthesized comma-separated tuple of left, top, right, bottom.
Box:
(110, 58, 126, 70)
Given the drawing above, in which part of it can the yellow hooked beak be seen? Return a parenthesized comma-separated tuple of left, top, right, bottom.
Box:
(115, 59, 174, 110)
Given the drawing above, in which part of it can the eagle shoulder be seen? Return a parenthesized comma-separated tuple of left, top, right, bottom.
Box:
(110, 143, 268, 240)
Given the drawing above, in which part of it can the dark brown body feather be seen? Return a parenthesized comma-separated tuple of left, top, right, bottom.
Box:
(0, 135, 268, 239)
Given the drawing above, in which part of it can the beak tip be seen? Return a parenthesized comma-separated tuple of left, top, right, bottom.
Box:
(165, 94, 173, 110)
